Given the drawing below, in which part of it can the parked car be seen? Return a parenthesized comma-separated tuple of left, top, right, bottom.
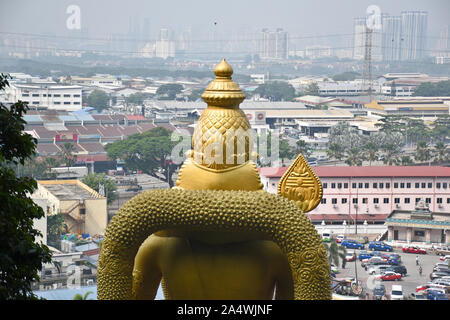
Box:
(403, 246, 427, 254)
(433, 266, 450, 273)
(439, 255, 450, 261)
(427, 289, 449, 300)
(415, 284, 429, 293)
(388, 253, 401, 262)
(371, 251, 390, 259)
(368, 264, 391, 275)
(330, 263, 339, 274)
(335, 235, 345, 243)
(376, 271, 402, 281)
(362, 257, 388, 268)
(345, 252, 356, 262)
(429, 271, 450, 280)
(373, 284, 386, 300)
(410, 292, 427, 300)
(386, 265, 407, 276)
(387, 257, 401, 265)
(358, 251, 374, 261)
(431, 279, 450, 287)
(369, 241, 393, 252)
(341, 239, 364, 250)
(390, 285, 404, 300)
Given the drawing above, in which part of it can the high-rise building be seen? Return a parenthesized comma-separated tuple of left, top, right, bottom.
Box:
(438, 25, 450, 55)
(155, 28, 175, 59)
(353, 17, 366, 60)
(400, 11, 428, 61)
(258, 28, 288, 60)
(381, 15, 402, 61)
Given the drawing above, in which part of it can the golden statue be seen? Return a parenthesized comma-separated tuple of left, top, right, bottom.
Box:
(97, 59, 330, 300)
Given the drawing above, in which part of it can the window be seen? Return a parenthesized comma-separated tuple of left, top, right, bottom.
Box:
(32, 93, 39, 97)
(321, 198, 326, 204)
(394, 182, 398, 188)
(332, 198, 337, 204)
(47, 94, 52, 97)
(352, 183, 357, 188)
(338, 183, 342, 189)
(428, 183, 432, 188)
(406, 182, 411, 188)
(74, 102, 80, 105)
(421, 183, 426, 188)
(437, 198, 443, 204)
(358, 183, 363, 188)
(365, 183, 369, 188)
(415, 183, 420, 188)
(386, 183, 390, 188)
(54, 101, 61, 105)
(447, 198, 450, 204)
(373, 198, 379, 204)
(331, 183, 336, 188)
(64, 101, 71, 105)
(373, 183, 378, 188)
(400, 183, 405, 188)
(437, 183, 441, 188)
(74, 94, 81, 97)
(362, 198, 368, 204)
(405, 198, 410, 204)
(53, 94, 61, 97)
(43, 94, 47, 97)
(352, 198, 358, 204)
(22, 93, 29, 97)
(444, 183, 448, 189)
(342, 198, 347, 204)
(416, 198, 421, 204)
(344, 183, 348, 188)
(394, 198, 400, 204)
(379, 183, 384, 188)
(384, 198, 389, 204)
(323, 183, 327, 189)
(64, 94, 71, 97)
(32, 101, 39, 104)
(426, 198, 431, 204)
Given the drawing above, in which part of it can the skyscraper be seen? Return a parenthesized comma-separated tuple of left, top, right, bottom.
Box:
(382, 15, 402, 61)
(259, 28, 288, 60)
(155, 28, 175, 59)
(353, 17, 366, 60)
(400, 11, 428, 61)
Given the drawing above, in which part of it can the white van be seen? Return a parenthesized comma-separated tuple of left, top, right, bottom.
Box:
(391, 285, 404, 300)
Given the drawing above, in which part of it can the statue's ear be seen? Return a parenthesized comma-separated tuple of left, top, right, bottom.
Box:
(277, 154, 323, 212)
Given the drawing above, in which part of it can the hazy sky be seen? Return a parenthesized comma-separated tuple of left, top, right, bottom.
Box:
(1, 0, 449, 38)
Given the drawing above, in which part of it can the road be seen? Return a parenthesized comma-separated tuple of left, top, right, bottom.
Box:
(336, 247, 442, 299)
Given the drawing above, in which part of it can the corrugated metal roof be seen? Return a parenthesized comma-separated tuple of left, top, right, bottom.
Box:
(23, 115, 43, 123)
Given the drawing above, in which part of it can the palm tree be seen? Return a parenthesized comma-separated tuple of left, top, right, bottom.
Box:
(327, 142, 344, 164)
(59, 142, 77, 167)
(364, 141, 379, 166)
(381, 143, 401, 165)
(399, 155, 414, 166)
(344, 147, 363, 166)
(415, 141, 431, 163)
(324, 242, 347, 269)
(294, 139, 312, 159)
(73, 291, 93, 300)
(433, 142, 449, 164)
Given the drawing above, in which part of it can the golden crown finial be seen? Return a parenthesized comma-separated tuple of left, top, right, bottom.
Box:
(214, 58, 233, 78)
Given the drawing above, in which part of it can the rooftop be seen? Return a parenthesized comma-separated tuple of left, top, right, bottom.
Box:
(38, 180, 104, 201)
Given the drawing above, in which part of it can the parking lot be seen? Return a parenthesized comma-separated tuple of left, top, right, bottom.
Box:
(336, 247, 445, 299)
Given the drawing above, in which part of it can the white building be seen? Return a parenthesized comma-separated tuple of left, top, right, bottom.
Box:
(5, 83, 83, 111)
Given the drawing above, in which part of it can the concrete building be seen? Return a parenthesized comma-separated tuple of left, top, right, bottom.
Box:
(34, 180, 108, 237)
(155, 28, 175, 59)
(365, 99, 449, 117)
(5, 83, 82, 111)
(259, 28, 288, 60)
(400, 11, 428, 61)
(381, 15, 402, 61)
(259, 166, 450, 227)
(386, 199, 450, 245)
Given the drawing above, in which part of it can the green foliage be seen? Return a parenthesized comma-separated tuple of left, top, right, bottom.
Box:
(125, 92, 146, 105)
(332, 72, 360, 81)
(81, 173, 117, 204)
(156, 84, 183, 100)
(87, 89, 110, 112)
(293, 139, 312, 159)
(324, 242, 347, 269)
(0, 73, 52, 300)
(304, 82, 320, 96)
(253, 81, 296, 101)
(47, 213, 65, 248)
(433, 142, 449, 164)
(105, 127, 177, 187)
(431, 115, 450, 142)
(73, 291, 93, 300)
(279, 139, 293, 164)
(188, 89, 204, 102)
(415, 141, 431, 163)
(59, 142, 77, 167)
(413, 80, 450, 97)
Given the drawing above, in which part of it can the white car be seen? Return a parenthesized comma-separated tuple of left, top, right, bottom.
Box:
(367, 264, 391, 275)
(391, 285, 404, 300)
(336, 235, 345, 243)
(439, 255, 450, 261)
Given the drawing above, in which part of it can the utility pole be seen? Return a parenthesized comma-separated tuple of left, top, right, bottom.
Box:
(361, 25, 373, 102)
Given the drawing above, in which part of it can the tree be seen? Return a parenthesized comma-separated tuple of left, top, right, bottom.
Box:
(0, 73, 52, 299)
(156, 84, 183, 100)
(188, 89, 204, 102)
(399, 155, 414, 166)
(279, 139, 292, 165)
(253, 81, 296, 101)
(324, 242, 347, 269)
(331, 72, 360, 81)
(364, 140, 379, 166)
(433, 142, 448, 164)
(106, 127, 177, 187)
(73, 291, 93, 300)
(87, 89, 110, 112)
(413, 80, 450, 97)
(293, 139, 312, 159)
(125, 92, 146, 105)
(82, 173, 118, 204)
(47, 212, 65, 249)
(431, 115, 450, 142)
(59, 142, 77, 167)
(304, 82, 320, 96)
(415, 141, 431, 163)
(327, 142, 344, 163)
(344, 147, 363, 166)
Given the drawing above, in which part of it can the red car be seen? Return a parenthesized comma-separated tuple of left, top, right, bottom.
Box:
(403, 246, 427, 254)
(376, 271, 402, 281)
